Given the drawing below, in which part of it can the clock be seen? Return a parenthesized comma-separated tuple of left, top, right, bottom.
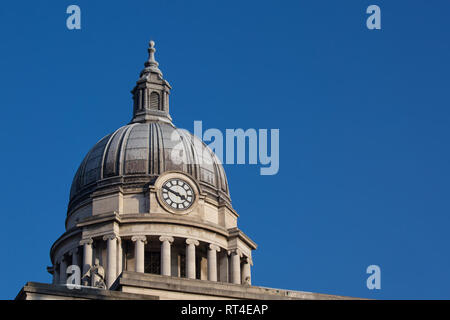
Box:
(161, 178, 195, 211)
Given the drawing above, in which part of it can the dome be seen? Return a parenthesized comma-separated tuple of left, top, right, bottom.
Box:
(69, 122, 230, 210)
(68, 41, 230, 212)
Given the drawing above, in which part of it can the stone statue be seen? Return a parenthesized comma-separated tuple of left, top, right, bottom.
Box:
(81, 258, 106, 289)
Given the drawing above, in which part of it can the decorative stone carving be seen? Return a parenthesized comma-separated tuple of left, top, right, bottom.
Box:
(186, 238, 199, 246)
(79, 238, 93, 246)
(131, 235, 148, 243)
(103, 234, 118, 241)
(159, 236, 174, 243)
(242, 256, 252, 286)
(209, 244, 221, 252)
(82, 258, 106, 289)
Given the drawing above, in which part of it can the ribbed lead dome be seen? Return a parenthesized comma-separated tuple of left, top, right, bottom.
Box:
(70, 122, 229, 205)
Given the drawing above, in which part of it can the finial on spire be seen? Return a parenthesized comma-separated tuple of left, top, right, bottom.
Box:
(142, 40, 162, 77)
(147, 40, 157, 65)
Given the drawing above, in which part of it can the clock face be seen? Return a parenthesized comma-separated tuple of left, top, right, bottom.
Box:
(161, 178, 195, 211)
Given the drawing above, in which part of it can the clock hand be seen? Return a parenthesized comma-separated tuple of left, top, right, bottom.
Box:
(163, 186, 186, 201)
(174, 191, 186, 201)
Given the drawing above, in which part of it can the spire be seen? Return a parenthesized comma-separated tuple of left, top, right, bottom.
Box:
(131, 41, 172, 124)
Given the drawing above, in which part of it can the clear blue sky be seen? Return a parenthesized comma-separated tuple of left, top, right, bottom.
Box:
(1, 0, 449, 299)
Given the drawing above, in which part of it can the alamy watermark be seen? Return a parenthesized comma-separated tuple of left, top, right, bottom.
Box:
(61, 260, 106, 290)
(169, 121, 279, 176)
(66, 265, 81, 289)
(66, 5, 381, 31)
(366, 5, 381, 30)
(66, 5, 81, 30)
(366, 265, 381, 290)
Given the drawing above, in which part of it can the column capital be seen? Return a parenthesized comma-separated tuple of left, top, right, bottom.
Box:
(186, 238, 199, 246)
(159, 236, 174, 243)
(132, 235, 147, 243)
(79, 238, 93, 246)
(103, 234, 118, 241)
(242, 256, 252, 265)
(229, 248, 242, 257)
(68, 247, 79, 256)
(209, 244, 221, 252)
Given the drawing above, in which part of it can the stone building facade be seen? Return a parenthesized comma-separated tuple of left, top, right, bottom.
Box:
(16, 41, 352, 300)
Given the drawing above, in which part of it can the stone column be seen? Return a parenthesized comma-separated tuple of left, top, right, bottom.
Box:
(53, 264, 60, 284)
(138, 90, 142, 110)
(69, 247, 79, 271)
(103, 234, 117, 288)
(219, 251, 230, 283)
(241, 256, 252, 285)
(143, 89, 148, 109)
(132, 235, 147, 273)
(230, 249, 242, 284)
(207, 244, 220, 281)
(59, 256, 67, 285)
(80, 238, 93, 286)
(186, 239, 199, 279)
(159, 236, 174, 276)
(117, 237, 123, 277)
(66, 248, 79, 288)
